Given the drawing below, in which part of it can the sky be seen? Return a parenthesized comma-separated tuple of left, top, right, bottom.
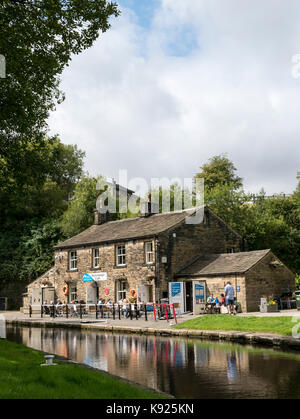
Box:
(49, 0, 300, 195)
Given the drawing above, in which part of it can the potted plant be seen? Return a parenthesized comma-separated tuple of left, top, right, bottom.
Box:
(267, 298, 279, 312)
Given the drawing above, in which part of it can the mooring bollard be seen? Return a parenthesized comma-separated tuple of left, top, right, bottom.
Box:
(79, 304, 82, 319)
(41, 354, 57, 367)
(113, 304, 115, 320)
(41, 305, 43, 318)
(145, 304, 147, 321)
(95, 304, 98, 319)
(118, 304, 121, 320)
(29, 305, 32, 318)
(66, 304, 69, 318)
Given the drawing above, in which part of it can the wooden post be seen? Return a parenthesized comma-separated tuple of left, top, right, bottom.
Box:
(95, 304, 98, 319)
(29, 305, 32, 318)
(113, 304, 115, 320)
(118, 304, 121, 320)
(79, 303, 82, 319)
(145, 304, 147, 321)
(66, 304, 69, 319)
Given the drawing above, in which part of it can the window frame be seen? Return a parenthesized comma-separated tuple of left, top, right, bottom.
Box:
(92, 248, 100, 268)
(69, 250, 77, 271)
(145, 241, 154, 264)
(116, 244, 126, 266)
(69, 285, 77, 302)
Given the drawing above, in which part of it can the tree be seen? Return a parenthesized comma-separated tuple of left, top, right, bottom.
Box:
(0, 0, 120, 158)
(195, 154, 243, 191)
(0, 136, 85, 226)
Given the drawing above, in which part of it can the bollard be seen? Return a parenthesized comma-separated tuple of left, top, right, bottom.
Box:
(130, 304, 133, 320)
(29, 305, 32, 318)
(145, 304, 147, 321)
(79, 304, 82, 319)
(95, 304, 98, 319)
(135, 303, 138, 320)
(118, 304, 121, 320)
(66, 304, 69, 319)
(41, 305, 43, 318)
(101, 305, 104, 319)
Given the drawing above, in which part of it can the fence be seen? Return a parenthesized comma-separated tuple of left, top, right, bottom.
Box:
(28, 302, 177, 324)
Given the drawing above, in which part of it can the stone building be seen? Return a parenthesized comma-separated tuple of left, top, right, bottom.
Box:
(24, 204, 295, 313)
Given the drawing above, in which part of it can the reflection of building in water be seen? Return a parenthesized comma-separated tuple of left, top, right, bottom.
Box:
(104, 335, 160, 390)
(8, 326, 300, 399)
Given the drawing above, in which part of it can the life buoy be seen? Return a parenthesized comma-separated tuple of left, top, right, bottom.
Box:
(129, 289, 137, 299)
(62, 285, 69, 295)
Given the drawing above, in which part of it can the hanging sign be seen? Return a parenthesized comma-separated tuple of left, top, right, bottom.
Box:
(83, 272, 108, 282)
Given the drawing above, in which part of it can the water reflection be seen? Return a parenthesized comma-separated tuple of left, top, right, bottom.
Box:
(5, 325, 300, 399)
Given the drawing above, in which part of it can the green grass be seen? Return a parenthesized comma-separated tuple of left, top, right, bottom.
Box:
(174, 315, 297, 336)
(0, 340, 166, 399)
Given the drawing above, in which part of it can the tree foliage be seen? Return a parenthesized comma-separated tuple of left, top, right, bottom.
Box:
(0, 0, 120, 157)
(195, 154, 243, 191)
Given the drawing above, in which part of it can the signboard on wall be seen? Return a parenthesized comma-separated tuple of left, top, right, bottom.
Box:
(169, 282, 185, 314)
(83, 272, 108, 282)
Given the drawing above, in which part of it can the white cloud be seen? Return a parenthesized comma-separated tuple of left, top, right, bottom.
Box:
(49, 0, 300, 194)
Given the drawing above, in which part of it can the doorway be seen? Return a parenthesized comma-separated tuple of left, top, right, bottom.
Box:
(185, 281, 193, 312)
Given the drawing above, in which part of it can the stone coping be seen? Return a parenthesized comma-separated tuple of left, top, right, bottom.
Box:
(5, 319, 300, 351)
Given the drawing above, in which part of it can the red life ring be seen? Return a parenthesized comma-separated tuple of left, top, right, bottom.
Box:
(62, 285, 69, 295)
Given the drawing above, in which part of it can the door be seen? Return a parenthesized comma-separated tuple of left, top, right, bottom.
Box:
(185, 281, 193, 312)
(86, 285, 97, 304)
(41, 287, 55, 305)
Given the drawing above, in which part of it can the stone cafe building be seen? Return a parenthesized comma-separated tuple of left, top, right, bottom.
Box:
(23, 198, 295, 313)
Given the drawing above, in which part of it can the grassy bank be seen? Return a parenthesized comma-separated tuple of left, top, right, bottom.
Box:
(0, 340, 165, 399)
(173, 315, 296, 336)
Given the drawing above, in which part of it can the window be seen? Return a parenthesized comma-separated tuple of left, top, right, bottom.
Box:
(92, 248, 100, 268)
(227, 248, 235, 254)
(69, 285, 77, 302)
(117, 280, 127, 301)
(69, 251, 77, 270)
(116, 245, 126, 266)
(145, 241, 154, 264)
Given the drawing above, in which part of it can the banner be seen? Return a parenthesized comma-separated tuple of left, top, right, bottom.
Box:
(83, 272, 108, 282)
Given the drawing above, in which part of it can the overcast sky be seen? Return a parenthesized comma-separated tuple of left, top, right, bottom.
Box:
(49, 0, 300, 195)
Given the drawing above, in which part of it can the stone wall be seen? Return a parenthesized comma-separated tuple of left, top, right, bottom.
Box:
(27, 239, 158, 306)
(158, 208, 244, 284)
(245, 252, 295, 312)
(0, 281, 28, 310)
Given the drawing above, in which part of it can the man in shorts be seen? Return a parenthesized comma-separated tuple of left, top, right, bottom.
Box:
(224, 281, 235, 315)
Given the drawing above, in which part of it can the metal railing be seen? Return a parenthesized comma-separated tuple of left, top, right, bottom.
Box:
(28, 303, 178, 324)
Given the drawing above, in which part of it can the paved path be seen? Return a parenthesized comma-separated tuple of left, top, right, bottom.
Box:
(1, 310, 195, 329)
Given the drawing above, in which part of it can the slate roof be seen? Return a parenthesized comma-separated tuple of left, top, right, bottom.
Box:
(55, 207, 202, 249)
(175, 249, 271, 276)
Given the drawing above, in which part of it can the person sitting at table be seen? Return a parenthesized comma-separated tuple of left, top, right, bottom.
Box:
(207, 294, 215, 304)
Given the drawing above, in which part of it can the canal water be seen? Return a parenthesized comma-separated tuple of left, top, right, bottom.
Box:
(4, 324, 300, 398)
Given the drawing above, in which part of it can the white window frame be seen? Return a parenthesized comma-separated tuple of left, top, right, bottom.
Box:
(116, 245, 126, 266)
(69, 285, 77, 302)
(69, 251, 77, 270)
(117, 280, 127, 300)
(92, 248, 100, 268)
(145, 241, 154, 264)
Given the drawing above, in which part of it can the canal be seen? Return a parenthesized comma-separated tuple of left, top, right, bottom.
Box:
(4, 324, 300, 398)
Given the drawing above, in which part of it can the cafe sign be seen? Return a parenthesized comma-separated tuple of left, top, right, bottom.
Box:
(83, 272, 108, 283)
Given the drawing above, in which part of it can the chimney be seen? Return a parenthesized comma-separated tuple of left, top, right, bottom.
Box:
(140, 193, 159, 217)
(94, 208, 113, 225)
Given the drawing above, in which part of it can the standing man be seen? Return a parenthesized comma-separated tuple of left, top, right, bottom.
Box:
(224, 281, 235, 315)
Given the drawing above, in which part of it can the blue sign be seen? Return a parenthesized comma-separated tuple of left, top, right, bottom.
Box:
(83, 273, 94, 282)
(171, 283, 181, 297)
(236, 286, 240, 293)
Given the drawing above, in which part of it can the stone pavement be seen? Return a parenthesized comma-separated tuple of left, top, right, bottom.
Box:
(1, 310, 194, 329)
